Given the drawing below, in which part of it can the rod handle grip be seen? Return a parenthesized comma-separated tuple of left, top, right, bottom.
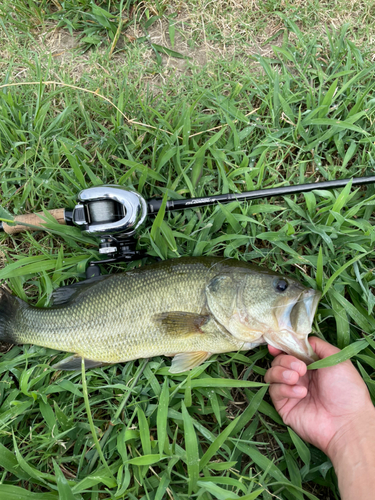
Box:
(2, 209, 66, 235)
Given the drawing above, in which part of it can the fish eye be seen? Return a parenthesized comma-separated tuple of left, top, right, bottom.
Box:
(274, 278, 289, 293)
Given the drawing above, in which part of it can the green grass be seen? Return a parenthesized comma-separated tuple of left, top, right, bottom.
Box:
(1, 1, 375, 499)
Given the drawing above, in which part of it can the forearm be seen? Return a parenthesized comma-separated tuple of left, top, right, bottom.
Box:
(328, 410, 375, 500)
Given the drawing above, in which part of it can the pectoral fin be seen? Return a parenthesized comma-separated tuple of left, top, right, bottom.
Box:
(52, 355, 105, 371)
(169, 351, 212, 373)
(154, 312, 209, 337)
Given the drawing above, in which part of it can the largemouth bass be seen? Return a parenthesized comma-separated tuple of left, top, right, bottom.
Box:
(0, 257, 321, 373)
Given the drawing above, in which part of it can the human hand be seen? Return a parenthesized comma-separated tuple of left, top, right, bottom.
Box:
(264, 337, 375, 459)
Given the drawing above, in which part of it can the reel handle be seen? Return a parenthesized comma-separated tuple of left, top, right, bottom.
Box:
(1, 209, 66, 235)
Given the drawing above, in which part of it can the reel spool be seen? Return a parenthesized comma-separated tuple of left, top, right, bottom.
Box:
(4, 175, 375, 275)
(71, 185, 148, 276)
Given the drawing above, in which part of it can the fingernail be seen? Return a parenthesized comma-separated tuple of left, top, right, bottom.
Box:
(291, 361, 302, 372)
(283, 370, 294, 380)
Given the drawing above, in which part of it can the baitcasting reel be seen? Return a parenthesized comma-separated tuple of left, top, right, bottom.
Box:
(2, 175, 375, 277)
(65, 185, 149, 277)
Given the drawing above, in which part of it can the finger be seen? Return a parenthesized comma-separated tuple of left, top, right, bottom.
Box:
(268, 345, 284, 357)
(308, 337, 341, 359)
(264, 366, 300, 385)
(269, 383, 307, 403)
(270, 354, 307, 377)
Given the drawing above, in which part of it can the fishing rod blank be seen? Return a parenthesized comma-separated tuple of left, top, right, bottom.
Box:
(1, 175, 375, 236)
(148, 175, 375, 213)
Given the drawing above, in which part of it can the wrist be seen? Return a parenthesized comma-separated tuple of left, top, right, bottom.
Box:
(327, 407, 375, 466)
(326, 407, 375, 500)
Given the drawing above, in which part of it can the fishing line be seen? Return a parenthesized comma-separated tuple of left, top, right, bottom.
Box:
(88, 200, 119, 224)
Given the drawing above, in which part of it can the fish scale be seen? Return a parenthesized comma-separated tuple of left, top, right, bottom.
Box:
(0, 257, 321, 372)
(6, 260, 238, 360)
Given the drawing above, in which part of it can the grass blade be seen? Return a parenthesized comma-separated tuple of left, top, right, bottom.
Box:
(181, 401, 199, 495)
(307, 340, 368, 370)
(157, 378, 170, 456)
(52, 460, 76, 500)
(199, 417, 239, 471)
(288, 428, 310, 467)
(322, 251, 371, 296)
(81, 360, 117, 484)
(0, 485, 57, 500)
(190, 379, 266, 389)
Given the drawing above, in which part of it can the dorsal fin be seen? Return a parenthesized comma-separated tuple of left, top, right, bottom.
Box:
(49, 275, 110, 306)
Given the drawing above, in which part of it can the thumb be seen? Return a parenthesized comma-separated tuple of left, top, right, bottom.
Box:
(308, 337, 341, 359)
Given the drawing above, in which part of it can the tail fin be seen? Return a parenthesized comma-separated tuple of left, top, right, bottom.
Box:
(0, 288, 25, 343)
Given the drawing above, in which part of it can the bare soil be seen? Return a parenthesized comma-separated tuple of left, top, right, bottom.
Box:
(31, 6, 288, 91)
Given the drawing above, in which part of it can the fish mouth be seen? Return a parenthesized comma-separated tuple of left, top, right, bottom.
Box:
(266, 288, 321, 364)
(279, 289, 321, 335)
